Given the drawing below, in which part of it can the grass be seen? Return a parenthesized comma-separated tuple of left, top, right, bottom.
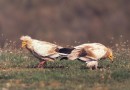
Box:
(0, 47, 130, 90)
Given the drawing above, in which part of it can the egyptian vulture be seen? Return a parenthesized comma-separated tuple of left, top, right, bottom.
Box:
(67, 43, 113, 69)
(20, 36, 68, 68)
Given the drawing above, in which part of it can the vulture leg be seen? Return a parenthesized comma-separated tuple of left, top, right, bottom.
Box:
(37, 61, 47, 68)
(37, 58, 55, 68)
(86, 60, 98, 70)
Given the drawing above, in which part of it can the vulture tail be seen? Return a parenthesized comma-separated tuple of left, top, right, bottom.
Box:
(58, 48, 74, 60)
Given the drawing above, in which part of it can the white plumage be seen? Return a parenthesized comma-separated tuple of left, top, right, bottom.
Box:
(29, 40, 61, 57)
(86, 60, 98, 70)
(68, 43, 113, 69)
(20, 35, 65, 68)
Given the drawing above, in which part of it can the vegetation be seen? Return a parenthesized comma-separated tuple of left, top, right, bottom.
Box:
(0, 45, 130, 90)
(0, 0, 129, 90)
(0, 0, 130, 46)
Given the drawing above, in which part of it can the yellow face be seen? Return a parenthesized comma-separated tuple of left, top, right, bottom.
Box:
(22, 41, 27, 48)
(108, 53, 113, 63)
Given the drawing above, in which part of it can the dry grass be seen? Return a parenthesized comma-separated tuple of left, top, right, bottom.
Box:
(0, 42, 130, 90)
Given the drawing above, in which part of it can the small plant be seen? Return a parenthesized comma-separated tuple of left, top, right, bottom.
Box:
(0, 41, 129, 90)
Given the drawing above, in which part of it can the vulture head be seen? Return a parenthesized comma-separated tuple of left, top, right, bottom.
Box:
(20, 36, 32, 48)
(106, 48, 114, 63)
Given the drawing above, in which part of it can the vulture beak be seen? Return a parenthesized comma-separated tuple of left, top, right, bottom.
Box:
(108, 55, 114, 63)
(22, 41, 27, 48)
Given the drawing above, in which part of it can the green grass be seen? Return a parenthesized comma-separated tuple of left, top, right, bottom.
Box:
(0, 48, 130, 90)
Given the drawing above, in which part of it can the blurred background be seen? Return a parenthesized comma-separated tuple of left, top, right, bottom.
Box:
(0, 0, 129, 47)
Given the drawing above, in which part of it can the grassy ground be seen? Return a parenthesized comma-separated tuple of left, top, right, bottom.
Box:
(0, 48, 130, 90)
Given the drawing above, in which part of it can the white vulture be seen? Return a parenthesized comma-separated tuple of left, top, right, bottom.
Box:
(67, 43, 113, 69)
(20, 36, 70, 68)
